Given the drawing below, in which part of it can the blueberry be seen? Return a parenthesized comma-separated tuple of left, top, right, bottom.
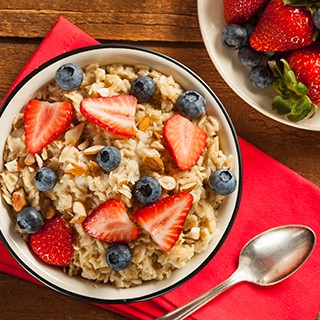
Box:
(130, 76, 156, 102)
(209, 169, 237, 195)
(177, 91, 206, 118)
(313, 8, 320, 29)
(249, 66, 274, 89)
(106, 243, 132, 271)
(55, 63, 84, 91)
(221, 24, 247, 50)
(238, 45, 263, 67)
(96, 146, 121, 172)
(34, 167, 57, 192)
(17, 207, 44, 234)
(134, 176, 161, 204)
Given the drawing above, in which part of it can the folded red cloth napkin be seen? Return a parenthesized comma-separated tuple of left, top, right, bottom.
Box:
(1, 16, 320, 320)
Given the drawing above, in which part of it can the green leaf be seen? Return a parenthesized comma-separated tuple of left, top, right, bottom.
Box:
(292, 81, 309, 96)
(287, 113, 307, 122)
(291, 96, 312, 115)
(269, 58, 317, 122)
(283, 0, 320, 7)
(272, 96, 294, 115)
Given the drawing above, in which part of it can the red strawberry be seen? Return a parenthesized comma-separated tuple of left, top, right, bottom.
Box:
(224, 0, 269, 25)
(269, 44, 320, 121)
(29, 217, 74, 266)
(82, 199, 141, 242)
(24, 100, 73, 154)
(163, 114, 207, 171)
(287, 44, 320, 106)
(250, 0, 315, 52)
(133, 193, 193, 252)
(80, 94, 137, 137)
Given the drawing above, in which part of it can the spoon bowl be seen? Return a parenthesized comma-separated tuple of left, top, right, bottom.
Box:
(240, 225, 316, 286)
(158, 225, 316, 320)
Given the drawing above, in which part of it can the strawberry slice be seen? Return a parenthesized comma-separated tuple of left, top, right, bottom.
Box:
(133, 193, 193, 252)
(82, 199, 141, 242)
(163, 114, 207, 171)
(24, 100, 73, 154)
(29, 217, 74, 266)
(80, 94, 137, 137)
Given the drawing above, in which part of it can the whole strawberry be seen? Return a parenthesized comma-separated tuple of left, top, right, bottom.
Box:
(288, 44, 320, 106)
(29, 217, 74, 266)
(269, 43, 320, 121)
(250, 0, 315, 52)
(224, 0, 269, 25)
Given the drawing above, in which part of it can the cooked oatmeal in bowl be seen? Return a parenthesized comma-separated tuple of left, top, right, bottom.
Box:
(0, 45, 241, 303)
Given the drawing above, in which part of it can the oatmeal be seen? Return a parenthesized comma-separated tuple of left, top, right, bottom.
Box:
(0, 63, 234, 288)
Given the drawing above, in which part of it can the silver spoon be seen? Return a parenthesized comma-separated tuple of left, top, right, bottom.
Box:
(157, 225, 316, 320)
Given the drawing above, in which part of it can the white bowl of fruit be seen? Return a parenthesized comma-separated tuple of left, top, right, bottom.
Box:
(0, 45, 242, 303)
(198, 0, 320, 130)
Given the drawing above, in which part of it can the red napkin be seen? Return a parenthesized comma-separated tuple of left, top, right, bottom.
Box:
(1, 17, 320, 320)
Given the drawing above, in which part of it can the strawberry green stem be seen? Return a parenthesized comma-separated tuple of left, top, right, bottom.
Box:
(283, 0, 320, 7)
(268, 59, 318, 122)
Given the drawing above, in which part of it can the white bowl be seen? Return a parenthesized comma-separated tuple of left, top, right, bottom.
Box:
(0, 45, 242, 303)
(198, 0, 320, 131)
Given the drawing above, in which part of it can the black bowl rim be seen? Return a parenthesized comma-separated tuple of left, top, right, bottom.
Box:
(0, 43, 243, 304)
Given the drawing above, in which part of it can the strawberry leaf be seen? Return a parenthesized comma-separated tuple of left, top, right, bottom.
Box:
(269, 59, 317, 121)
(283, 0, 320, 7)
(271, 96, 294, 115)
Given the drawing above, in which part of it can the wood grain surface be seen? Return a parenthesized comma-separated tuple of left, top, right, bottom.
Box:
(0, 1, 319, 319)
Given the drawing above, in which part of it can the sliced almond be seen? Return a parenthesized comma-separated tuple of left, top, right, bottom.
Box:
(35, 153, 43, 168)
(73, 201, 87, 216)
(138, 117, 150, 132)
(65, 164, 90, 176)
(180, 182, 198, 193)
(96, 87, 110, 97)
(70, 201, 87, 224)
(118, 184, 132, 199)
(83, 145, 105, 155)
(158, 176, 176, 191)
(24, 154, 36, 166)
(119, 180, 129, 187)
(78, 139, 90, 151)
(65, 123, 85, 146)
(150, 140, 165, 151)
(143, 156, 164, 173)
(185, 227, 200, 240)
(12, 188, 27, 212)
(45, 204, 57, 220)
(41, 148, 48, 160)
(5, 159, 19, 172)
(53, 140, 64, 149)
(89, 160, 101, 176)
(153, 131, 162, 140)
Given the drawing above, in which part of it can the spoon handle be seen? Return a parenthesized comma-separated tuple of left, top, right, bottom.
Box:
(156, 268, 245, 320)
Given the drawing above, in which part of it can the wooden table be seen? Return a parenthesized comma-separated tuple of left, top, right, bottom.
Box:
(0, 1, 319, 319)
